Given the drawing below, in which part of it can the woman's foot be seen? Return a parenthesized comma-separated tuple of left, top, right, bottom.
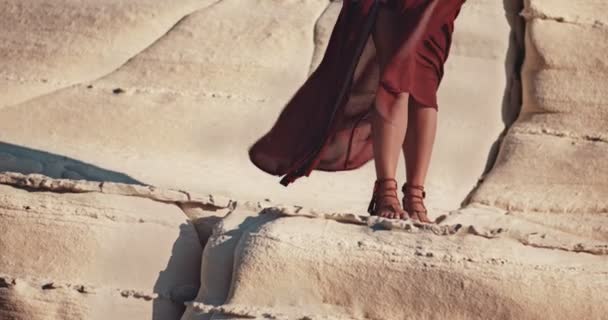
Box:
(368, 178, 407, 219)
(402, 183, 432, 223)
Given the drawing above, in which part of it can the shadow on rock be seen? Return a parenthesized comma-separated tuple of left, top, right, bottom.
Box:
(153, 223, 203, 320)
(181, 208, 283, 320)
(0, 141, 142, 184)
(462, 0, 525, 206)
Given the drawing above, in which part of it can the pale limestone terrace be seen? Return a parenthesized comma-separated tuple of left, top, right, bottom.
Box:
(0, 0, 607, 319)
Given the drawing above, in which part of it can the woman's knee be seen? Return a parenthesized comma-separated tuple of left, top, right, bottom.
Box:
(374, 88, 409, 121)
(408, 96, 439, 112)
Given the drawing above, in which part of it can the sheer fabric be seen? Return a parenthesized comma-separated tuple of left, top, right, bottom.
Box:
(249, 0, 466, 186)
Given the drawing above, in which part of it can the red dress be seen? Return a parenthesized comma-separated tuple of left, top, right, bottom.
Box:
(249, 0, 466, 186)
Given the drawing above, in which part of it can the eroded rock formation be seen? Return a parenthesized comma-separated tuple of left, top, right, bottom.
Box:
(1, 0, 606, 319)
(469, 0, 608, 213)
(0, 174, 202, 319)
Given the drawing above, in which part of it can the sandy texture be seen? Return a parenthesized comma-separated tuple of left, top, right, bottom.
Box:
(0, 0, 515, 213)
(184, 204, 607, 320)
(1, 172, 606, 319)
(0, 0, 217, 108)
(1, 0, 607, 319)
(468, 0, 608, 213)
(0, 175, 202, 319)
(182, 0, 608, 319)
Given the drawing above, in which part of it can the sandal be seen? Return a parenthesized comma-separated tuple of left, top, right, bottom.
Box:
(401, 183, 432, 223)
(367, 178, 407, 219)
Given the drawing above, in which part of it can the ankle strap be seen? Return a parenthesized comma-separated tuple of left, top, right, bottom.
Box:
(368, 178, 400, 215)
(402, 183, 426, 198)
(376, 178, 397, 184)
(374, 178, 397, 187)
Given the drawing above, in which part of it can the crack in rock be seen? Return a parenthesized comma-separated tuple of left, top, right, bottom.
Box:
(520, 8, 607, 28)
(186, 301, 355, 320)
(0, 172, 230, 209)
(511, 127, 608, 144)
(0, 274, 197, 302)
(269, 205, 462, 236)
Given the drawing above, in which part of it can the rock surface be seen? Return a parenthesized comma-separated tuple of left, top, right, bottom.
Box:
(0, 175, 202, 319)
(183, 205, 607, 320)
(1, 0, 607, 319)
(0, 0, 517, 213)
(0, 0, 217, 107)
(469, 0, 608, 212)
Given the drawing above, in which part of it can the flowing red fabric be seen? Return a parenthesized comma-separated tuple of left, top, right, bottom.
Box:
(249, 0, 465, 186)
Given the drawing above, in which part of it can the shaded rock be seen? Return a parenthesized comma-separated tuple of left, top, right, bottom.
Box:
(0, 184, 202, 320)
(469, 0, 608, 213)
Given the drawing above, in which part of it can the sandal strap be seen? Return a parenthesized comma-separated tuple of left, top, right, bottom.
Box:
(376, 193, 399, 198)
(369, 195, 402, 215)
(405, 205, 427, 212)
(374, 178, 398, 188)
(372, 179, 399, 195)
(403, 201, 428, 213)
(401, 182, 426, 198)
(406, 194, 424, 199)
(368, 178, 401, 215)
(401, 182, 428, 214)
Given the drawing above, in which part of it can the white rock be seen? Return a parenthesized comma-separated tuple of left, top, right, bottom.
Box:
(0, 184, 202, 319)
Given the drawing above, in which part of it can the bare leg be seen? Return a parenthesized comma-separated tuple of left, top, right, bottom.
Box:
(369, 6, 408, 219)
(402, 99, 437, 222)
(403, 101, 437, 185)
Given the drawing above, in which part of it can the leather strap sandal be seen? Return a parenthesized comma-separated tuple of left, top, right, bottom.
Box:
(368, 178, 407, 219)
(401, 183, 432, 223)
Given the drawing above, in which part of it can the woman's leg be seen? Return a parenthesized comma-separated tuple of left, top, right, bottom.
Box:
(370, 6, 409, 219)
(402, 99, 437, 222)
(403, 100, 437, 186)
